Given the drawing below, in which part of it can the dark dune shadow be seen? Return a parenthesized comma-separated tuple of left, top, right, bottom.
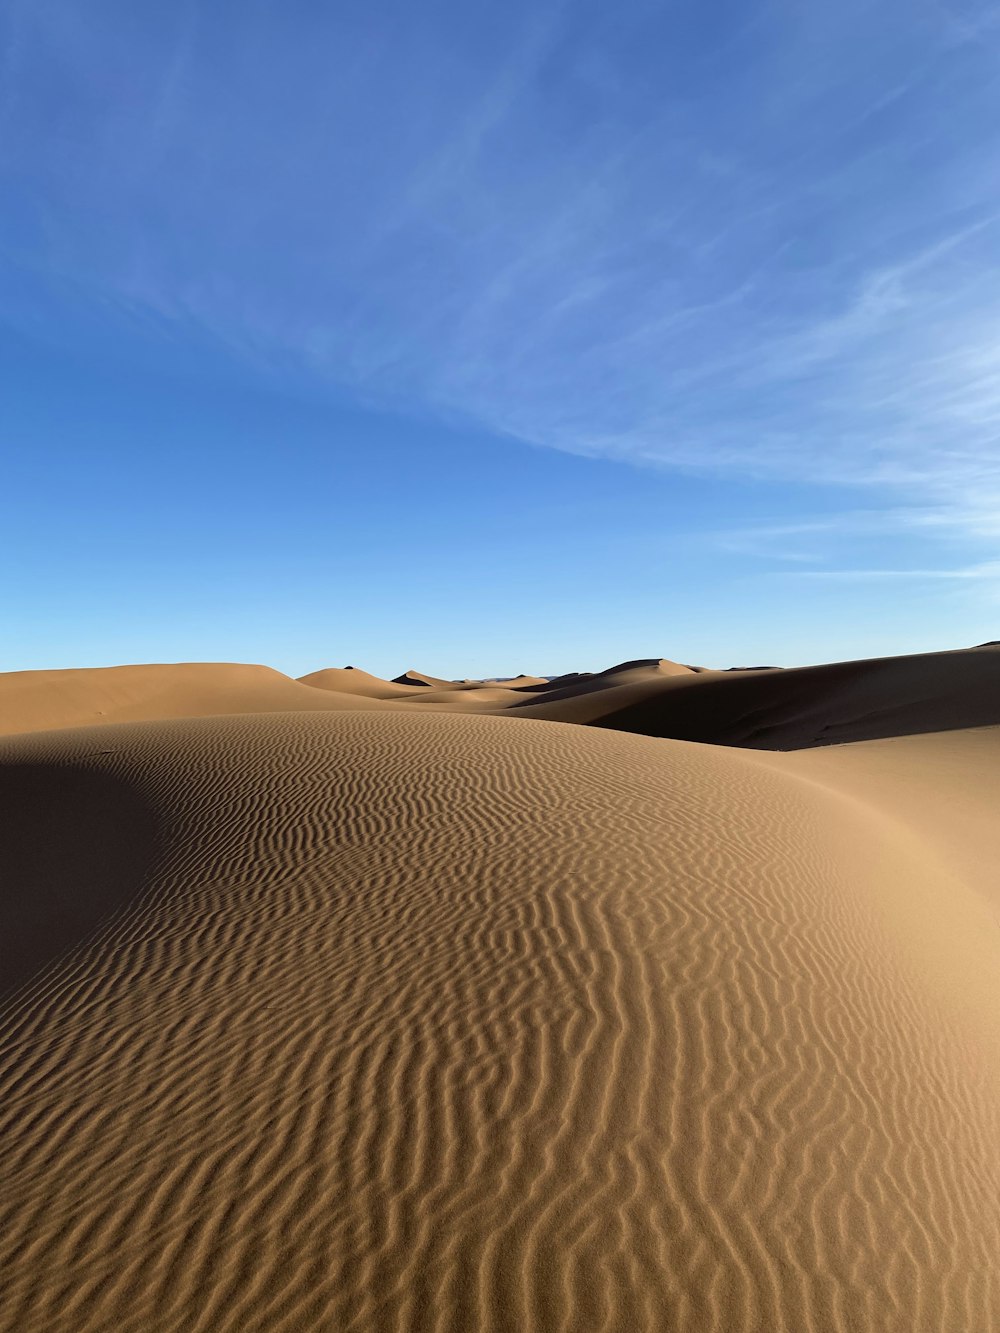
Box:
(586, 649, 1000, 749)
(0, 762, 158, 1000)
(513, 659, 664, 695)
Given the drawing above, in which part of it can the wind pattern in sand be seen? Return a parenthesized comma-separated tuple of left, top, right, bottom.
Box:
(1, 708, 998, 1332)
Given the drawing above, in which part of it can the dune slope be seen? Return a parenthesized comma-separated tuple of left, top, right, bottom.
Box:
(1, 710, 997, 1332)
(775, 724, 1000, 912)
(528, 645, 1000, 747)
(296, 667, 420, 700)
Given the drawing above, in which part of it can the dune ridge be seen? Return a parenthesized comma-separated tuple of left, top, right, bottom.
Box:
(522, 645, 1000, 748)
(4, 644, 998, 747)
(1, 708, 998, 1331)
(0, 662, 386, 737)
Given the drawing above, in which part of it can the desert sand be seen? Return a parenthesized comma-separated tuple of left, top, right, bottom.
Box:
(1, 647, 998, 1331)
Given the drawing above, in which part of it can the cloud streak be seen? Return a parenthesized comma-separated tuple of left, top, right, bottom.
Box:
(792, 561, 1000, 581)
(2, 0, 1000, 549)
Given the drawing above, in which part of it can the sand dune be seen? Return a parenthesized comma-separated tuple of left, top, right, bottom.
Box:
(0, 662, 387, 737)
(2, 703, 999, 1331)
(2, 648, 999, 1329)
(528, 645, 1000, 748)
(391, 670, 455, 688)
(6, 645, 997, 747)
(488, 673, 550, 687)
(310, 645, 1000, 749)
(515, 657, 695, 694)
(297, 666, 419, 699)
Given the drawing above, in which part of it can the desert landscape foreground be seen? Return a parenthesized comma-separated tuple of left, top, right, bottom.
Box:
(1, 646, 999, 1331)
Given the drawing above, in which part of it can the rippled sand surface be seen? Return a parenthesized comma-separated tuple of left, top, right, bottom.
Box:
(2, 703, 998, 1332)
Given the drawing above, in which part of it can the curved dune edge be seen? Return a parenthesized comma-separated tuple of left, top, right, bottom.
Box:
(1, 710, 998, 1332)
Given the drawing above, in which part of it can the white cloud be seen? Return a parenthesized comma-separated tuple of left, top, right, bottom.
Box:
(792, 560, 1000, 580)
(3, 0, 1000, 546)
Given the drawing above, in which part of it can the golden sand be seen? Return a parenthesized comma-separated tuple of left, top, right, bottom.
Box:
(1, 652, 998, 1330)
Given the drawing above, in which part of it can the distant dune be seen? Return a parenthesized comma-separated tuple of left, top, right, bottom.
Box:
(1, 647, 999, 1330)
(571, 645, 1000, 748)
(0, 662, 388, 737)
(297, 665, 420, 699)
(8, 646, 997, 746)
(391, 669, 455, 688)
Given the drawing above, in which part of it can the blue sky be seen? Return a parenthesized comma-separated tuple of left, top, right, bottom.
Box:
(3, 0, 1000, 676)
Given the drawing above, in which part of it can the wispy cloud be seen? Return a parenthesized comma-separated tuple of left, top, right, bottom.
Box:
(3, 0, 1000, 549)
(792, 561, 1000, 580)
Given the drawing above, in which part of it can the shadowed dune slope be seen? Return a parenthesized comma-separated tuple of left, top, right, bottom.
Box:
(0, 663, 387, 736)
(1, 710, 997, 1333)
(526, 645, 1000, 748)
(391, 670, 455, 688)
(503, 666, 708, 723)
(0, 762, 159, 998)
(515, 657, 695, 695)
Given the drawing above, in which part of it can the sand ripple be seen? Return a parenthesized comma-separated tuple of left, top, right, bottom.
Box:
(1, 711, 998, 1331)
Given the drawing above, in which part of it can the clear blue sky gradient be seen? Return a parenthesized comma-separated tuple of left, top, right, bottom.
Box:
(3, 0, 999, 677)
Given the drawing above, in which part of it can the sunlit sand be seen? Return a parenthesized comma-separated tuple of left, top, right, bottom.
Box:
(2, 649, 998, 1330)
